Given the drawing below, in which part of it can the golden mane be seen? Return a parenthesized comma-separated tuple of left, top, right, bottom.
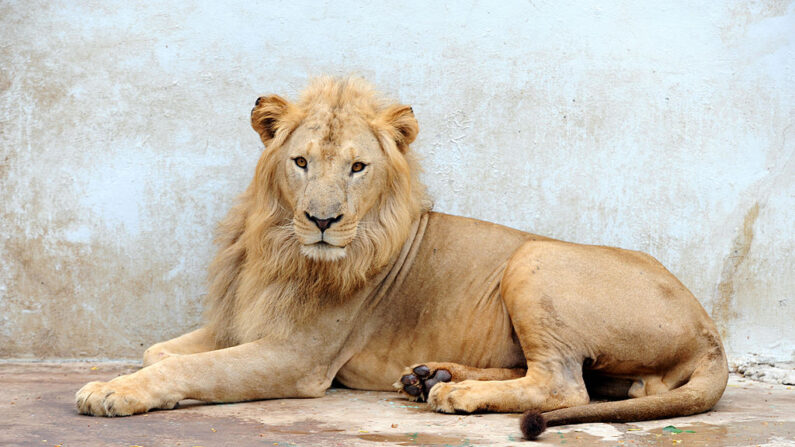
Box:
(204, 78, 431, 346)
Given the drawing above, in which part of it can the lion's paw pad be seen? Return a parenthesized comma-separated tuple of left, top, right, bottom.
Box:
(397, 365, 452, 401)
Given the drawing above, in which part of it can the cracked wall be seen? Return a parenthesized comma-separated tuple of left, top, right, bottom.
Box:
(1, 1, 793, 362)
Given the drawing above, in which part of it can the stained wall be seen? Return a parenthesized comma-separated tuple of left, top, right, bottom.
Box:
(1, 1, 792, 362)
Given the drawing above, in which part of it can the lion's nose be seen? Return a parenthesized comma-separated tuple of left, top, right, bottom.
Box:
(305, 212, 343, 232)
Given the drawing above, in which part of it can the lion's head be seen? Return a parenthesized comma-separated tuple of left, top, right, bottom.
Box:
(251, 79, 423, 262)
(205, 78, 431, 344)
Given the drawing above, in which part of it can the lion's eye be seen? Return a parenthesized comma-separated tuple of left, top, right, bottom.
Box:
(351, 162, 366, 173)
(294, 157, 307, 169)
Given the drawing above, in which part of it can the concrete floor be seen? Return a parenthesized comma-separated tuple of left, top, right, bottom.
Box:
(1, 362, 794, 447)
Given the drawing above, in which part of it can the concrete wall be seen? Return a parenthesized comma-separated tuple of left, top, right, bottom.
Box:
(1, 1, 793, 363)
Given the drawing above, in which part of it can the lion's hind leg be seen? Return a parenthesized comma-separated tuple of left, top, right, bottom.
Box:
(395, 362, 525, 402)
(427, 361, 589, 414)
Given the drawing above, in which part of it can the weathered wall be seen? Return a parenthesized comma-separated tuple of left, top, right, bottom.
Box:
(1, 1, 793, 363)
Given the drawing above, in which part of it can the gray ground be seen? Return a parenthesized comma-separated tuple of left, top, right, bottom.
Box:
(1, 362, 794, 446)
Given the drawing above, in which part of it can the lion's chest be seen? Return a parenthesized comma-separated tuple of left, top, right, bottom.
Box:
(333, 213, 533, 390)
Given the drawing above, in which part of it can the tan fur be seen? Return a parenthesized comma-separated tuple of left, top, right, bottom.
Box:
(206, 77, 431, 344)
(76, 78, 728, 434)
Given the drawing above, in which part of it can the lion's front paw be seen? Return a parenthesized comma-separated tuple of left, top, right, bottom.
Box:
(427, 381, 478, 413)
(394, 364, 453, 402)
(75, 376, 176, 417)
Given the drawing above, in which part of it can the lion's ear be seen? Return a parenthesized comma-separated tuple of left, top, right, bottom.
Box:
(251, 94, 293, 146)
(376, 105, 418, 153)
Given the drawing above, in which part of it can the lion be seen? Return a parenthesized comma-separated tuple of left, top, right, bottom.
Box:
(76, 77, 728, 440)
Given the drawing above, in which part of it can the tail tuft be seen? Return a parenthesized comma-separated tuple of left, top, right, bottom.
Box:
(520, 411, 547, 440)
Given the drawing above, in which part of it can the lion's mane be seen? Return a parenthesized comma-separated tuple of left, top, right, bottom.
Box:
(204, 78, 431, 346)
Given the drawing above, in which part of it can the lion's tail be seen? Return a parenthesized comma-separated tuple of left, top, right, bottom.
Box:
(520, 349, 728, 440)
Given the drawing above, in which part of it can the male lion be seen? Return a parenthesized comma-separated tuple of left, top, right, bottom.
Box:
(76, 78, 728, 440)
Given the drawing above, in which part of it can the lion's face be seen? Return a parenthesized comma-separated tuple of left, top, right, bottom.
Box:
(279, 120, 388, 261)
(248, 78, 424, 265)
